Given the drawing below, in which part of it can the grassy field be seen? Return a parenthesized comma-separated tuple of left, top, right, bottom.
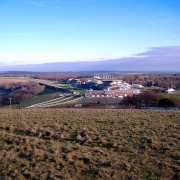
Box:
(20, 88, 66, 108)
(0, 77, 30, 84)
(0, 109, 179, 179)
(162, 93, 180, 101)
(0, 78, 83, 108)
(31, 78, 86, 96)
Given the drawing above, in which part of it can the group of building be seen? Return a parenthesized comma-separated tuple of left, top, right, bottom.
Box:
(67, 75, 176, 99)
(67, 75, 143, 98)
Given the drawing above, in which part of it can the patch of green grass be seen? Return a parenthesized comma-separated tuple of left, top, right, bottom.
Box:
(20, 94, 56, 108)
(40, 87, 63, 95)
(162, 93, 180, 100)
(20, 87, 65, 108)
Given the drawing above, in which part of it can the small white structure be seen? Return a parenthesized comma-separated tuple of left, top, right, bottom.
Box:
(131, 84, 144, 89)
(110, 80, 123, 85)
(165, 88, 175, 93)
(67, 78, 74, 83)
(85, 88, 134, 98)
(133, 89, 141, 95)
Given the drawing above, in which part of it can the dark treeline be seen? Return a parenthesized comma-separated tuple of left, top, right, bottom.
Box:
(116, 74, 180, 88)
(120, 90, 180, 108)
(0, 82, 45, 106)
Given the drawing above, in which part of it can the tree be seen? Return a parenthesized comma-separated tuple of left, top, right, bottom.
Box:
(1, 82, 45, 105)
(158, 98, 177, 107)
(141, 91, 162, 106)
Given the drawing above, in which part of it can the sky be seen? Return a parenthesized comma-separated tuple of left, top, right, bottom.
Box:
(0, 0, 180, 65)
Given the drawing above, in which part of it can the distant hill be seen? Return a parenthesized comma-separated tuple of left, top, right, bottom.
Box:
(1, 56, 179, 72)
(1, 46, 180, 72)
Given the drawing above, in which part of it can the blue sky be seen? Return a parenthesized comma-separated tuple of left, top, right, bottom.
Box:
(0, 0, 180, 65)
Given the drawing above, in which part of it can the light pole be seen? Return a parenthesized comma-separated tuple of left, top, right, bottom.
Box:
(8, 98, 11, 109)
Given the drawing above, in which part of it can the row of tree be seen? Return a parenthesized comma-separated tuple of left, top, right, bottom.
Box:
(120, 91, 179, 108)
(116, 74, 180, 88)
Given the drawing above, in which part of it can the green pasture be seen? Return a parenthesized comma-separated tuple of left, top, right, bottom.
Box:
(162, 93, 180, 100)
(20, 87, 65, 108)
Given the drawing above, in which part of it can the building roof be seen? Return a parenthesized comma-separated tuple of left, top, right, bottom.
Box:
(86, 89, 133, 95)
(165, 88, 175, 93)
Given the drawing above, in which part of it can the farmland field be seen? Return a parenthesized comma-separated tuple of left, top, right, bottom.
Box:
(0, 109, 179, 179)
(0, 77, 30, 84)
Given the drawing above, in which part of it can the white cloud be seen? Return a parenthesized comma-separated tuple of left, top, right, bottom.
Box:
(134, 46, 180, 57)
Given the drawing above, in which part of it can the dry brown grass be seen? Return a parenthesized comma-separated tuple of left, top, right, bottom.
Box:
(0, 77, 30, 85)
(0, 109, 179, 179)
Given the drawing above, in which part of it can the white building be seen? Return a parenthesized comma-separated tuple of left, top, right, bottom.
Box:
(165, 88, 175, 93)
(85, 88, 134, 98)
(131, 84, 144, 89)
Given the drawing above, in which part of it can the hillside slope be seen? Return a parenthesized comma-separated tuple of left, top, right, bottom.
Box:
(0, 109, 179, 179)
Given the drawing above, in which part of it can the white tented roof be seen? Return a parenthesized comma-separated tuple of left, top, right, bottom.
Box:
(165, 88, 175, 93)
